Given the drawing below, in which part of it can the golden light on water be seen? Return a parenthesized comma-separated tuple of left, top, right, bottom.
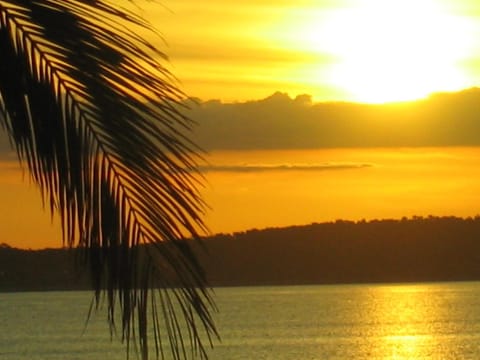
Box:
(369, 285, 435, 358)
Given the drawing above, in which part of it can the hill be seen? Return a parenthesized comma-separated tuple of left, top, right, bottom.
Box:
(196, 216, 480, 286)
(2, 215, 480, 291)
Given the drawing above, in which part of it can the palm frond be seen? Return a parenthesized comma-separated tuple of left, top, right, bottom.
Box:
(0, 1, 217, 358)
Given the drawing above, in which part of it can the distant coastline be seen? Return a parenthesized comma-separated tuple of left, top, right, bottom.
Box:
(2, 215, 480, 291)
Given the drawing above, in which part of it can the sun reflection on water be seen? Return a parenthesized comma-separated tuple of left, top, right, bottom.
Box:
(363, 284, 450, 359)
(209, 283, 480, 359)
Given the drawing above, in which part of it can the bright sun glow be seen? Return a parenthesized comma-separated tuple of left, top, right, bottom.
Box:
(304, 0, 475, 103)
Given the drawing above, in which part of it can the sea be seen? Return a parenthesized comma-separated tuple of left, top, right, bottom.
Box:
(2, 282, 480, 359)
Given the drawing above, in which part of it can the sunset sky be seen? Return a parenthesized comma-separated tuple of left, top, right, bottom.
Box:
(3, 0, 480, 248)
(148, 0, 480, 103)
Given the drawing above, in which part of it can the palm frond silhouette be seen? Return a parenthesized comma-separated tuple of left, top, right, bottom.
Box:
(0, 1, 216, 359)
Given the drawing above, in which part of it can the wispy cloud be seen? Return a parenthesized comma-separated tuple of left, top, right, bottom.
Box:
(198, 162, 372, 173)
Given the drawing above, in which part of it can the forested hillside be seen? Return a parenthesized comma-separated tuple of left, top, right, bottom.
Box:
(2, 216, 480, 291)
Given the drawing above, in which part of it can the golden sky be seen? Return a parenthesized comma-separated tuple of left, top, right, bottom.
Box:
(3, 0, 480, 248)
(4, 147, 480, 249)
(146, 0, 480, 103)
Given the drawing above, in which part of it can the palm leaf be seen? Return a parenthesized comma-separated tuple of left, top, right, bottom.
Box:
(0, 1, 217, 359)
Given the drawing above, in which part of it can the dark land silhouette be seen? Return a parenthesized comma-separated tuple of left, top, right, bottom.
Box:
(3, 215, 480, 291)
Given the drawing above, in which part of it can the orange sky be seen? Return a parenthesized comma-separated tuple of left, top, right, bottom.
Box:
(0, 164, 61, 248)
(143, 0, 480, 103)
(3, 0, 480, 248)
(4, 147, 480, 249)
(172, 147, 480, 235)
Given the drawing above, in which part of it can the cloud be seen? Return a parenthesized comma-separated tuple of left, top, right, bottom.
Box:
(3, 87, 480, 161)
(185, 88, 480, 151)
(198, 162, 372, 173)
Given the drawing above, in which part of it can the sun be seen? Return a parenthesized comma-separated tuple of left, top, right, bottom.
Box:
(304, 0, 475, 103)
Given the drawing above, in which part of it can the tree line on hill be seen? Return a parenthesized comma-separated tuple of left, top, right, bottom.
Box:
(2, 215, 480, 291)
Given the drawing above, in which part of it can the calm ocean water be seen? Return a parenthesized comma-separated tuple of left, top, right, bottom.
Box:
(2, 282, 480, 359)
